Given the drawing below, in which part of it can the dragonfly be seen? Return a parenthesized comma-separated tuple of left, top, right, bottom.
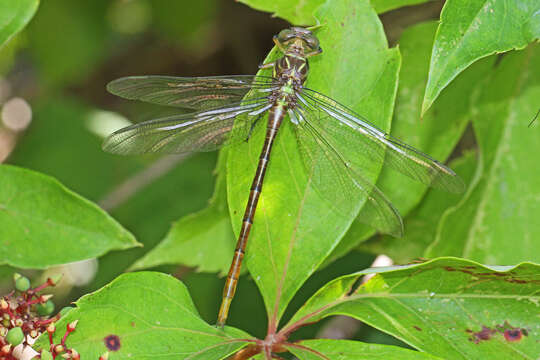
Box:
(102, 27, 464, 328)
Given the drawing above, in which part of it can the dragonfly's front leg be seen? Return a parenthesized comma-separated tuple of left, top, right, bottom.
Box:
(305, 48, 323, 58)
(259, 61, 275, 69)
(258, 36, 287, 69)
(272, 35, 287, 53)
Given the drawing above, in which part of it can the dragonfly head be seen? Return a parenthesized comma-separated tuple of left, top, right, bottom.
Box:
(275, 27, 321, 56)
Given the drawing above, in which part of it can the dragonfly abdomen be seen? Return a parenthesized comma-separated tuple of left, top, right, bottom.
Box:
(217, 103, 286, 327)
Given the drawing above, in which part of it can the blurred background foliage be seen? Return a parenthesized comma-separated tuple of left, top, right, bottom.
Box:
(0, 0, 538, 347)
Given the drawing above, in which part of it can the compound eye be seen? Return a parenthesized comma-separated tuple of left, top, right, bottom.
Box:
(277, 29, 294, 42)
(306, 36, 320, 50)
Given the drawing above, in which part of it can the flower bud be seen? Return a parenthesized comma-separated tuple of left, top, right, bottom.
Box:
(1, 344, 11, 354)
(47, 323, 56, 334)
(37, 299, 55, 316)
(48, 274, 63, 286)
(39, 294, 54, 303)
(6, 326, 24, 345)
(67, 320, 78, 332)
(0, 298, 9, 310)
(14, 273, 31, 292)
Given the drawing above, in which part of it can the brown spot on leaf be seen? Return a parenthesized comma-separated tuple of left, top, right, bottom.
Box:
(442, 266, 537, 284)
(505, 278, 527, 284)
(467, 326, 496, 344)
(104, 334, 121, 351)
(496, 321, 528, 342)
(467, 321, 528, 344)
(413, 326, 422, 331)
(504, 329, 523, 342)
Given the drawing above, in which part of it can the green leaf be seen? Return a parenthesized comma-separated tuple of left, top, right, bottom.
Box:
(0, 0, 38, 48)
(285, 258, 540, 360)
(131, 151, 235, 276)
(422, 0, 540, 114)
(361, 150, 478, 262)
(371, 0, 433, 14)
(0, 165, 140, 268)
(237, 0, 434, 23)
(236, 0, 324, 25)
(426, 44, 540, 263)
(34, 272, 251, 359)
(227, 0, 400, 327)
(327, 20, 490, 264)
(287, 339, 441, 359)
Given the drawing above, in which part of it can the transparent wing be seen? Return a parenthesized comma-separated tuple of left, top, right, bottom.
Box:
(298, 89, 465, 193)
(102, 97, 271, 155)
(107, 75, 277, 110)
(291, 108, 404, 237)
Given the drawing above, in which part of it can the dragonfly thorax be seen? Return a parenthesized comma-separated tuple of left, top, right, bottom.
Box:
(274, 55, 309, 85)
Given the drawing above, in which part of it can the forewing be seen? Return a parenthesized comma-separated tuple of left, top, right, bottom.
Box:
(107, 75, 276, 110)
(102, 98, 270, 155)
(292, 109, 404, 237)
(298, 89, 465, 193)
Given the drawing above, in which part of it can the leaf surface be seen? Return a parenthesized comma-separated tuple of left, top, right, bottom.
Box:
(426, 44, 540, 263)
(0, 0, 38, 48)
(371, 0, 433, 14)
(362, 150, 478, 262)
(237, 0, 435, 23)
(227, 0, 400, 328)
(34, 272, 251, 359)
(236, 0, 323, 25)
(287, 339, 441, 359)
(327, 21, 487, 264)
(0, 165, 140, 268)
(285, 258, 540, 360)
(422, 0, 540, 113)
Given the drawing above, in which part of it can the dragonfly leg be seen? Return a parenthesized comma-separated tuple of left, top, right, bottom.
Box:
(305, 48, 323, 58)
(259, 61, 275, 69)
(273, 35, 287, 53)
